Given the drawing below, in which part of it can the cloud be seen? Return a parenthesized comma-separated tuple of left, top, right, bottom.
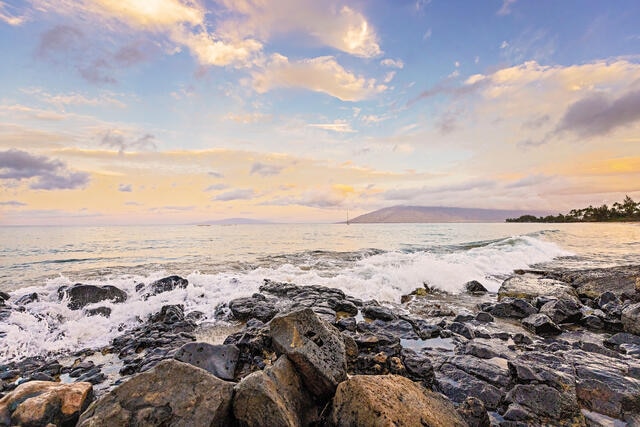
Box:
(308, 121, 356, 133)
(208, 171, 224, 178)
(250, 162, 284, 176)
(118, 183, 132, 192)
(0, 1, 25, 25)
(204, 183, 229, 191)
(383, 180, 496, 201)
(0, 149, 89, 190)
(265, 186, 352, 208)
(253, 55, 387, 101)
(100, 130, 157, 153)
(423, 28, 432, 40)
(555, 90, 640, 138)
(497, 0, 517, 16)
(37, 25, 84, 59)
(380, 59, 404, 69)
(214, 188, 255, 201)
(172, 29, 262, 67)
(0, 200, 26, 206)
(23, 87, 126, 109)
(216, 0, 381, 58)
(224, 112, 271, 124)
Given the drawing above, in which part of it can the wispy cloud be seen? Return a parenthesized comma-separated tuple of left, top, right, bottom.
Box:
(497, 0, 517, 16)
(214, 188, 255, 201)
(0, 200, 26, 206)
(250, 162, 284, 176)
(308, 121, 356, 133)
(100, 130, 157, 154)
(0, 1, 25, 25)
(118, 183, 132, 192)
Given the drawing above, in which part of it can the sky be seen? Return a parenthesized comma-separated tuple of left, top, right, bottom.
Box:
(1, 0, 640, 225)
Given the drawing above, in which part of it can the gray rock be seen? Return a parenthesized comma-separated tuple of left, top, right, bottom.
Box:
(465, 280, 488, 295)
(603, 332, 640, 353)
(77, 359, 234, 426)
(269, 308, 347, 399)
(447, 322, 475, 340)
(475, 312, 494, 323)
(506, 384, 581, 422)
(447, 355, 511, 389)
(0, 291, 9, 302)
(400, 348, 434, 387)
(58, 283, 127, 310)
(540, 298, 583, 324)
(142, 275, 189, 298)
(174, 342, 239, 381)
(621, 303, 640, 335)
(331, 375, 467, 427)
(436, 363, 504, 410)
(233, 356, 319, 427)
(361, 304, 396, 321)
(487, 298, 537, 319)
(521, 313, 562, 336)
(498, 275, 579, 302)
(14, 293, 38, 306)
(85, 307, 111, 317)
(229, 296, 279, 323)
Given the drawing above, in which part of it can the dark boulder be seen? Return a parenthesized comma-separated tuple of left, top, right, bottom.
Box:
(457, 396, 490, 427)
(435, 363, 505, 410)
(621, 302, 640, 335)
(141, 275, 189, 299)
(14, 293, 38, 306)
(539, 298, 583, 324)
(228, 295, 279, 323)
(58, 283, 127, 310)
(464, 280, 488, 295)
(0, 291, 9, 302)
(506, 384, 582, 423)
(521, 313, 562, 336)
(485, 298, 537, 319)
(174, 342, 239, 381)
(85, 307, 111, 317)
(361, 304, 396, 321)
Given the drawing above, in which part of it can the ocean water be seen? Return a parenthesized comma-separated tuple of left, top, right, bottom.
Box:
(1, 222, 639, 362)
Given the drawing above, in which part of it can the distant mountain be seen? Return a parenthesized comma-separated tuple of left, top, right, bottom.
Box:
(195, 218, 273, 225)
(348, 205, 550, 223)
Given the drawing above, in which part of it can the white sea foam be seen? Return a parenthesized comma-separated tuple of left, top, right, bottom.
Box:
(0, 234, 572, 363)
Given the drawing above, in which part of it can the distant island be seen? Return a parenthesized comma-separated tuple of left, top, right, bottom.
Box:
(347, 205, 549, 223)
(506, 196, 640, 223)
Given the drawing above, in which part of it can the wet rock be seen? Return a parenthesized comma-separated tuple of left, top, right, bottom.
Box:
(447, 355, 511, 389)
(457, 396, 490, 427)
(141, 275, 189, 299)
(361, 304, 396, 321)
(0, 380, 93, 426)
(475, 312, 494, 323)
(357, 318, 420, 340)
(485, 298, 537, 319)
(499, 274, 579, 302)
(0, 291, 9, 302)
(565, 349, 640, 419)
(335, 316, 356, 332)
(603, 332, 640, 353)
(328, 299, 358, 316)
(465, 280, 488, 295)
(223, 320, 273, 380)
(14, 292, 38, 306)
(621, 302, 640, 335)
(581, 314, 605, 331)
(77, 359, 234, 426)
(506, 384, 582, 423)
(331, 375, 467, 427)
(233, 356, 319, 427)
(553, 265, 640, 299)
(540, 298, 583, 324)
(508, 352, 576, 392)
(86, 306, 111, 317)
(521, 313, 562, 336)
(447, 322, 475, 340)
(269, 308, 347, 399)
(511, 333, 533, 345)
(400, 348, 435, 387)
(174, 342, 239, 381)
(435, 363, 504, 410)
(58, 283, 127, 310)
(229, 295, 279, 323)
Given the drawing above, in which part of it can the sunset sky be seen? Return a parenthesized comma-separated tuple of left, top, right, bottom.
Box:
(1, 0, 640, 224)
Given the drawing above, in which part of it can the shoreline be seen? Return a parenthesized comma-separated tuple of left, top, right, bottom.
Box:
(1, 264, 640, 425)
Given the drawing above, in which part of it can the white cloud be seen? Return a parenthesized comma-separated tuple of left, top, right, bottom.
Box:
(383, 71, 396, 83)
(423, 28, 432, 40)
(380, 58, 404, 69)
(172, 29, 262, 67)
(497, 0, 517, 16)
(0, 1, 25, 25)
(216, 0, 381, 58)
(308, 120, 356, 133)
(253, 55, 387, 101)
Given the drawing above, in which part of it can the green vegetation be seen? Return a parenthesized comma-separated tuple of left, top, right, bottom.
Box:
(506, 195, 640, 223)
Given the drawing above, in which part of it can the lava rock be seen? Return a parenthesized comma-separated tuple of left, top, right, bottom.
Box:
(539, 298, 583, 324)
(521, 313, 562, 336)
(361, 304, 396, 321)
(85, 307, 111, 317)
(621, 302, 640, 335)
(486, 298, 537, 319)
(457, 396, 490, 427)
(498, 275, 579, 302)
(269, 308, 347, 399)
(331, 375, 467, 427)
(14, 293, 38, 306)
(229, 295, 279, 323)
(475, 312, 494, 323)
(174, 342, 239, 380)
(464, 280, 488, 295)
(506, 384, 581, 423)
(141, 275, 189, 299)
(58, 283, 127, 310)
(77, 359, 234, 426)
(0, 381, 93, 426)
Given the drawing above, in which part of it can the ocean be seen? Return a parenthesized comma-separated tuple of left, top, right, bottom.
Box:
(1, 222, 639, 363)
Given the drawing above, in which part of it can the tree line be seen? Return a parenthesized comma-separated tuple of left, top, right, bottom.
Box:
(506, 195, 640, 223)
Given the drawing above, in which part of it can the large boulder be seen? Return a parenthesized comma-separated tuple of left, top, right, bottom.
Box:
(540, 298, 583, 324)
(498, 275, 579, 302)
(0, 381, 93, 426)
(621, 303, 640, 335)
(521, 313, 562, 336)
(330, 375, 467, 427)
(506, 384, 582, 423)
(174, 342, 239, 381)
(485, 298, 537, 319)
(141, 275, 189, 299)
(229, 294, 279, 323)
(58, 283, 127, 310)
(233, 356, 319, 427)
(77, 359, 234, 426)
(269, 308, 347, 399)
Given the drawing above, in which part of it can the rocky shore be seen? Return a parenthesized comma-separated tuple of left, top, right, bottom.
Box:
(1, 265, 640, 426)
